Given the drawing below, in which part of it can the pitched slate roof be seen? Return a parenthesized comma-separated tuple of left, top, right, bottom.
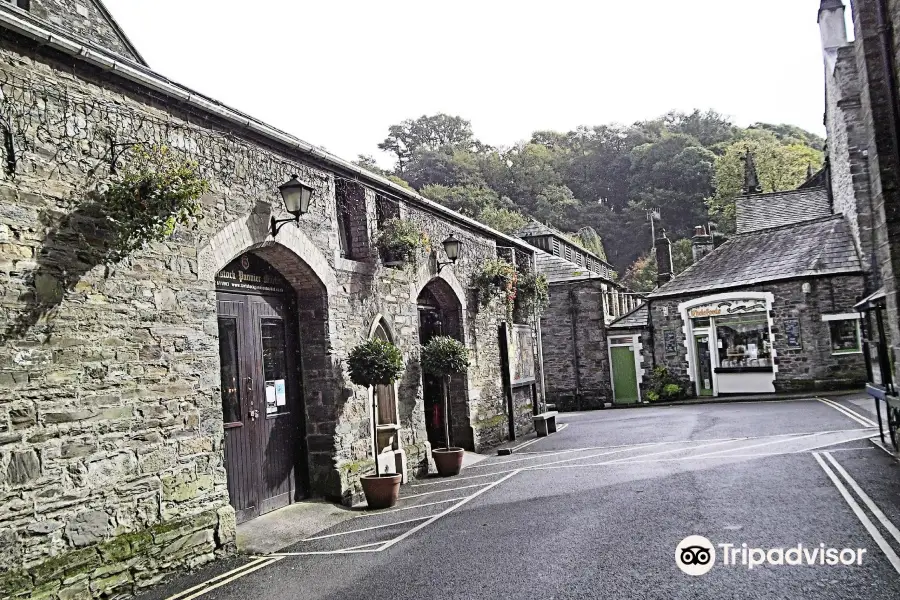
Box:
(516, 220, 557, 238)
(736, 187, 831, 234)
(609, 304, 649, 329)
(535, 251, 597, 283)
(649, 215, 862, 298)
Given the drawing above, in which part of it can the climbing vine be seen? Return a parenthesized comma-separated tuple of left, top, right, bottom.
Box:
(475, 258, 519, 322)
(100, 144, 209, 263)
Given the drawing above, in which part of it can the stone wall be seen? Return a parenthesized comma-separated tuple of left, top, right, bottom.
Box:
(649, 276, 868, 393)
(0, 32, 536, 597)
(540, 279, 611, 411)
(827, 44, 877, 276)
(24, 0, 143, 63)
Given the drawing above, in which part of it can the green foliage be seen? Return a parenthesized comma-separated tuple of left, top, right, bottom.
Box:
(474, 258, 518, 321)
(515, 272, 550, 319)
(647, 366, 691, 402)
(101, 145, 208, 263)
(420, 336, 470, 377)
(374, 111, 824, 272)
(623, 238, 695, 292)
(571, 227, 608, 262)
(375, 218, 429, 266)
(707, 133, 824, 231)
(347, 338, 404, 388)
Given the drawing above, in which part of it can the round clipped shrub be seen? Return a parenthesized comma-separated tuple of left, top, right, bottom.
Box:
(420, 336, 469, 377)
(347, 338, 404, 388)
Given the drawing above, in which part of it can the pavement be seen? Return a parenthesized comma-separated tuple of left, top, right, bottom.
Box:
(139, 393, 900, 600)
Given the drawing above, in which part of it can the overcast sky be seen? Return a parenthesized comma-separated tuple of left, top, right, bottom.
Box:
(104, 0, 834, 167)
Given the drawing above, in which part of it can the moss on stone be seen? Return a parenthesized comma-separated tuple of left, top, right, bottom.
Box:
(31, 547, 101, 586)
(474, 415, 506, 429)
(0, 569, 33, 597)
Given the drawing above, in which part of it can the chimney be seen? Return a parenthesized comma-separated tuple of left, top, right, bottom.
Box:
(741, 149, 763, 195)
(655, 230, 674, 287)
(818, 0, 847, 51)
(692, 225, 714, 263)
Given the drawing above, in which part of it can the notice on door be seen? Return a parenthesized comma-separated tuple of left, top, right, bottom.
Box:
(274, 380, 286, 406)
(265, 383, 278, 414)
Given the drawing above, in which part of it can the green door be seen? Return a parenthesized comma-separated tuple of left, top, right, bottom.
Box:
(611, 346, 639, 404)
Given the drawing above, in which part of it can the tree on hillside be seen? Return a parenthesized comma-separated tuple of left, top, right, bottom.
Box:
(623, 239, 695, 293)
(378, 114, 477, 173)
(707, 132, 824, 231)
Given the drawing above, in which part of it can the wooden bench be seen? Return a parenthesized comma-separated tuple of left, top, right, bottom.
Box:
(533, 411, 558, 437)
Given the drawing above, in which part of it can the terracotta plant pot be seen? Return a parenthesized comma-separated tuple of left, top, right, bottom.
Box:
(360, 473, 402, 509)
(432, 447, 465, 477)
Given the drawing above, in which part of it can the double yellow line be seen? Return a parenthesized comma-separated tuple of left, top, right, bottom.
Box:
(164, 555, 285, 600)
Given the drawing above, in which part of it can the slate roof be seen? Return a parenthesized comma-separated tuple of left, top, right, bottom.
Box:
(609, 304, 649, 329)
(516, 220, 557, 238)
(736, 187, 831, 234)
(649, 215, 863, 298)
(535, 250, 598, 283)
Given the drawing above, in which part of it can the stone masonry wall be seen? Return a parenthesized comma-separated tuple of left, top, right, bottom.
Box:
(828, 44, 877, 276)
(540, 279, 611, 411)
(25, 0, 142, 63)
(649, 276, 868, 393)
(0, 34, 534, 597)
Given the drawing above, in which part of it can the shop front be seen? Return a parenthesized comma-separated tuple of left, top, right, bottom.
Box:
(679, 293, 776, 396)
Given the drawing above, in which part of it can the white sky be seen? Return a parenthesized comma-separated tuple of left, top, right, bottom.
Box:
(104, 0, 832, 167)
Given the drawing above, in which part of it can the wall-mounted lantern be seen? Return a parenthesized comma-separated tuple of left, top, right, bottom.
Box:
(271, 174, 313, 237)
(437, 234, 461, 272)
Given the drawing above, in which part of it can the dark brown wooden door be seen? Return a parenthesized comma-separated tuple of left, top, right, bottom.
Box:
(217, 292, 305, 524)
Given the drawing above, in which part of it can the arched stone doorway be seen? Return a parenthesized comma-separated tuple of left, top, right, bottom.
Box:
(214, 246, 329, 523)
(417, 278, 473, 451)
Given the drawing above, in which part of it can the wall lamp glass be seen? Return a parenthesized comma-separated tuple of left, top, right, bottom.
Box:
(271, 174, 313, 237)
(437, 234, 461, 271)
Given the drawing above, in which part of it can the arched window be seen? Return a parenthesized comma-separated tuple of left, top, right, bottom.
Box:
(372, 320, 398, 426)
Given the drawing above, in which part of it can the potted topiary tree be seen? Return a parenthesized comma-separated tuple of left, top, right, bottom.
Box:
(347, 337, 405, 509)
(420, 336, 470, 477)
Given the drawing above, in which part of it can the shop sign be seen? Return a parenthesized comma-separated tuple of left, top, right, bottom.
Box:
(216, 254, 289, 295)
(784, 318, 802, 349)
(688, 299, 767, 319)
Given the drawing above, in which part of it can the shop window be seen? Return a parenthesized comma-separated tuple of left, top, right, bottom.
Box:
(827, 318, 862, 354)
(716, 314, 772, 369)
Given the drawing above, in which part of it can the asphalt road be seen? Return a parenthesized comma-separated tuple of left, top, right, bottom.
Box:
(143, 395, 900, 600)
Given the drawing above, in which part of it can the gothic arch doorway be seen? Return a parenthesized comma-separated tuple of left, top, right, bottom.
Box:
(417, 278, 472, 450)
(216, 251, 321, 523)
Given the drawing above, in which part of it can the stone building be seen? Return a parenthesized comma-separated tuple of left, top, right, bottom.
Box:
(0, 1, 542, 596)
(515, 221, 642, 409)
(822, 0, 900, 445)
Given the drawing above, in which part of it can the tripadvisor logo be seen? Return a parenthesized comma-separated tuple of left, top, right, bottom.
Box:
(675, 536, 868, 575)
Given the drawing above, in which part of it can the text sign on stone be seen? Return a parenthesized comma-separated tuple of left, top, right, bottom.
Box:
(216, 254, 290, 296)
(688, 299, 767, 319)
(663, 330, 678, 356)
(508, 325, 536, 386)
(784, 318, 802, 349)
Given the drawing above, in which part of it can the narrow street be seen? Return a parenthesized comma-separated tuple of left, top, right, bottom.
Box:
(142, 396, 900, 600)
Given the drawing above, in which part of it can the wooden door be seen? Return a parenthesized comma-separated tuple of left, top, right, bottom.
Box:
(611, 346, 639, 405)
(217, 292, 305, 524)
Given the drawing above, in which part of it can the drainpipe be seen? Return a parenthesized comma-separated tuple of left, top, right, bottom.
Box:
(533, 254, 547, 414)
(569, 287, 582, 411)
(874, 0, 900, 196)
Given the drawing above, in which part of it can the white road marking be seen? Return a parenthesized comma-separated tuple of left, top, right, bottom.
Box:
(870, 436, 896, 456)
(505, 423, 570, 453)
(352, 496, 470, 515)
(687, 431, 825, 460)
(378, 469, 523, 551)
(409, 470, 513, 488)
(818, 397, 878, 428)
(824, 452, 900, 548)
(302, 516, 431, 541)
(813, 452, 900, 575)
(400, 482, 495, 500)
(166, 557, 285, 600)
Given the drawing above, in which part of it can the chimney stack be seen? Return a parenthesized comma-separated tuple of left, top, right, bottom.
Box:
(818, 0, 847, 51)
(742, 149, 763, 195)
(692, 225, 714, 263)
(656, 230, 674, 287)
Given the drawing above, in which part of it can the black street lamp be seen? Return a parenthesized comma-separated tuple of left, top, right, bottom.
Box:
(271, 174, 313, 237)
(437, 234, 461, 272)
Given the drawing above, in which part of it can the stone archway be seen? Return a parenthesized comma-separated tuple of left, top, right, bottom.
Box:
(417, 277, 474, 451)
(200, 217, 343, 503)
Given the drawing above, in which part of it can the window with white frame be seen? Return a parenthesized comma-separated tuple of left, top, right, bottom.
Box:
(3, 0, 30, 9)
(823, 314, 862, 354)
